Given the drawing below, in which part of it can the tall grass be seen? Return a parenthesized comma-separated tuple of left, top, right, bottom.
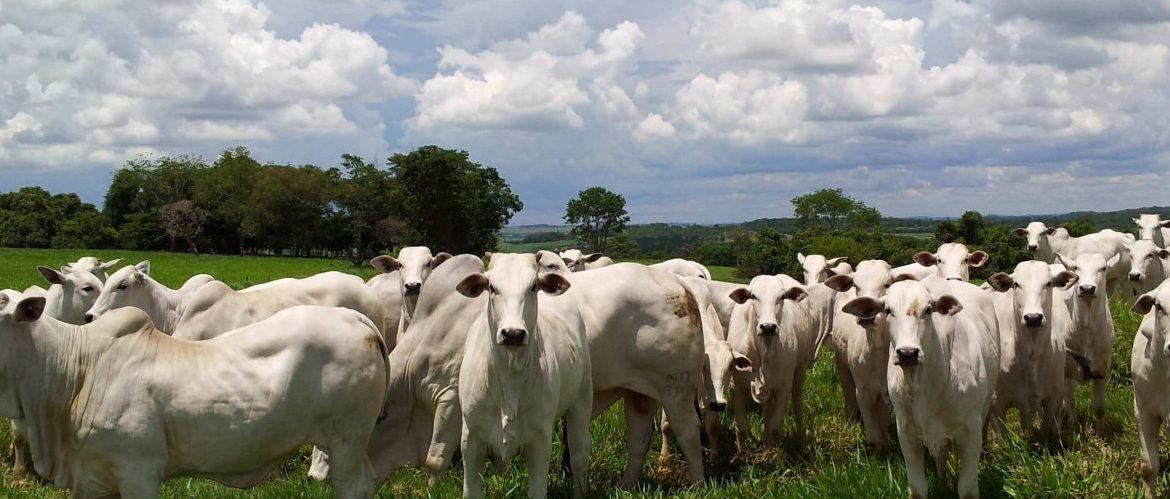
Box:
(0, 249, 1152, 497)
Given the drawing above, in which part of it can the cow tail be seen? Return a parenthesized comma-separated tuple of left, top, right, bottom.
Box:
(1066, 348, 1100, 381)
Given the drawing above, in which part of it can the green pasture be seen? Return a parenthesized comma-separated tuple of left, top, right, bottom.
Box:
(0, 248, 1154, 497)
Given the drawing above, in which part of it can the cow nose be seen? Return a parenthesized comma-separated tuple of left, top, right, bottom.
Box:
(708, 401, 727, 412)
(404, 282, 422, 294)
(758, 323, 778, 336)
(499, 328, 527, 346)
(84, 313, 95, 323)
(1130, 273, 1143, 282)
(1079, 284, 1096, 296)
(1023, 313, 1044, 328)
(894, 347, 920, 366)
(1027, 245, 1038, 252)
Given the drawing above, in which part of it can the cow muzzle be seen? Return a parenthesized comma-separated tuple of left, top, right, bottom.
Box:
(1023, 313, 1044, 328)
(857, 317, 876, 326)
(84, 313, 95, 323)
(708, 401, 727, 412)
(1078, 284, 1097, 297)
(404, 282, 422, 295)
(1130, 273, 1144, 282)
(894, 347, 921, 367)
(498, 328, 527, 346)
(1027, 244, 1038, 252)
(758, 323, 778, 336)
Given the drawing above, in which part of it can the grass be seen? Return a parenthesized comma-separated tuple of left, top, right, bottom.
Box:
(0, 248, 1153, 497)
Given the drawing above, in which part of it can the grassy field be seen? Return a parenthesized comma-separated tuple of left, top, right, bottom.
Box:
(0, 248, 1154, 497)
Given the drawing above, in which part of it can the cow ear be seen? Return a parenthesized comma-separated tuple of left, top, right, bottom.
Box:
(99, 258, 122, 271)
(37, 266, 64, 285)
(134, 260, 151, 275)
(430, 252, 453, 269)
(729, 288, 753, 304)
(456, 274, 489, 298)
(966, 251, 989, 267)
(483, 252, 494, 265)
(1134, 294, 1157, 315)
(1134, 217, 1142, 226)
(933, 295, 963, 316)
(538, 273, 571, 295)
(913, 251, 937, 267)
(14, 297, 46, 323)
(732, 353, 752, 372)
(987, 272, 1014, 293)
(1011, 228, 1027, 237)
(1052, 271, 1079, 290)
(1160, 220, 1170, 229)
(561, 257, 574, 266)
(823, 274, 854, 292)
(842, 297, 882, 320)
(370, 255, 400, 274)
(1106, 253, 1122, 269)
(782, 286, 808, 302)
(1045, 227, 1058, 235)
(797, 253, 807, 265)
(583, 253, 605, 263)
(1055, 253, 1076, 270)
(826, 256, 847, 266)
(892, 273, 919, 284)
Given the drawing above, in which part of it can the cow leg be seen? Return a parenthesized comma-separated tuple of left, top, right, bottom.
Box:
(791, 368, 808, 443)
(764, 381, 792, 447)
(731, 373, 753, 453)
(621, 392, 657, 488)
(565, 402, 591, 499)
(703, 409, 721, 456)
(931, 442, 950, 489)
(461, 432, 488, 499)
(322, 440, 377, 499)
(426, 394, 462, 487)
(661, 395, 706, 484)
(858, 384, 889, 454)
(1137, 406, 1161, 499)
(956, 425, 983, 499)
(1092, 378, 1107, 435)
(523, 429, 554, 499)
(1039, 394, 1062, 443)
(307, 446, 330, 481)
(114, 463, 163, 499)
(658, 411, 673, 469)
(10, 420, 28, 479)
(835, 351, 861, 421)
(896, 427, 927, 499)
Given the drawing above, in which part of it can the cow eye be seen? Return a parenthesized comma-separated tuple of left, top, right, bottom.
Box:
(1044, 282, 1052, 288)
(883, 307, 892, 315)
(487, 285, 497, 295)
(1013, 283, 1021, 289)
(82, 286, 94, 292)
(116, 283, 128, 290)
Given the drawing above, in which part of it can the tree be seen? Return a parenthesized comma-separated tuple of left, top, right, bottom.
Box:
(388, 146, 523, 255)
(564, 187, 630, 253)
(159, 200, 208, 254)
(335, 154, 397, 262)
(791, 188, 881, 232)
(195, 147, 261, 253)
(241, 166, 331, 255)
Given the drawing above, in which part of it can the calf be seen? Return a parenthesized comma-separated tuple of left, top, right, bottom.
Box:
(1056, 252, 1120, 433)
(912, 242, 989, 281)
(1135, 213, 1170, 247)
(1131, 281, 1170, 498)
(985, 262, 1079, 440)
(456, 253, 592, 499)
(843, 278, 998, 499)
(797, 253, 848, 286)
(84, 260, 215, 332)
(370, 246, 452, 338)
(650, 258, 712, 280)
(727, 275, 812, 447)
(0, 297, 388, 499)
(1127, 239, 1169, 297)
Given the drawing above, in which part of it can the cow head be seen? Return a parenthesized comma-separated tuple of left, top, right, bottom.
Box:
(63, 257, 122, 283)
(85, 260, 153, 323)
(536, 250, 571, 275)
(457, 253, 570, 348)
(1012, 221, 1058, 254)
(912, 243, 989, 281)
(703, 339, 751, 412)
(371, 246, 453, 302)
(822, 260, 898, 326)
(1128, 239, 1170, 286)
(1133, 281, 1170, 356)
(728, 275, 807, 338)
(37, 265, 103, 325)
(558, 249, 605, 272)
(987, 261, 1077, 330)
(1057, 252, 1120, 299)
(844, 280, 961, 368)
(797, 253, 847, 287)
(1134, 214, 1170, 242)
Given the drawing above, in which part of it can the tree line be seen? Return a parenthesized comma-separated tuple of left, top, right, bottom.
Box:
(1, 145, 522, 261)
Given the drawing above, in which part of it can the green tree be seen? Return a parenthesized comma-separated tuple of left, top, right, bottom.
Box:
(791, 188, 881, 232)
(194, 147, 261, 253)
(564, 187, 630, 253)
(242, 166, 331, 255)
(335, 154, 398, 262)
(607, 233, 641, 259)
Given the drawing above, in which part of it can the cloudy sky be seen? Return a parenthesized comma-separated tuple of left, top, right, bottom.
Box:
(2, 0, 1169, 224)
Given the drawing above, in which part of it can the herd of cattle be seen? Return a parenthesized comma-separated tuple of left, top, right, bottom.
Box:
(5, 215, 1170, 498)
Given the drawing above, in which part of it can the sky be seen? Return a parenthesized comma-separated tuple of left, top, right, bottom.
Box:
(2, 0, 1169, 225)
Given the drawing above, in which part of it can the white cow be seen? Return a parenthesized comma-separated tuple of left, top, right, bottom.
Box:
(797, 253, 848, 286)
(1056, 252, 1120, 433)
(62, 257, 122, 282)
(1127, 239, 1169, 297)
(843, 277, 998, 499)
(822, 260, 898, 451)
(726, 275, 813, 447)
(650, 258, 712, 280)
(912, 242, 989, 281)
(368, 258, 708, 488)
(34, 265, 104, 325)
(365, 269, 404, 343)
(1130, 281, 1170, 498)
(456, 253, 592, 499)
(0, 295, 388, 499)
(83, 261, 215, 332)
(172, 271, 388, 342)
(370, 246, 452, 340)
(985, 262, 1079, 440)
(1135, 213, 1170, 247)
(557, 249, 608, 272)
(1012, 222, 1134, 296)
